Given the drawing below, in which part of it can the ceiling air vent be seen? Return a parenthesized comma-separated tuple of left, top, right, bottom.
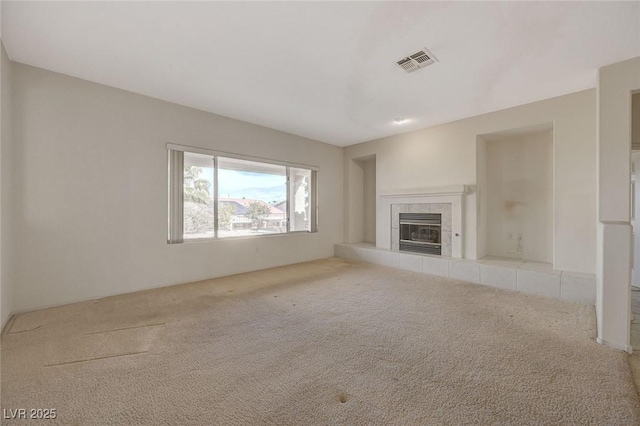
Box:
(396, 48, 436, 73)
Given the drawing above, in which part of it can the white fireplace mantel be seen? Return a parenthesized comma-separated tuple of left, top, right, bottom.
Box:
(378, 185, 468, 198)
(377, 185, 469, 258)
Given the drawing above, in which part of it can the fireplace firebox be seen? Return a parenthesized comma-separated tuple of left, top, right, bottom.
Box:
(399, 213, 442, 255)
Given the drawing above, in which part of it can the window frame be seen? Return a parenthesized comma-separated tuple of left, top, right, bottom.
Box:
(167, 143, 318, 244)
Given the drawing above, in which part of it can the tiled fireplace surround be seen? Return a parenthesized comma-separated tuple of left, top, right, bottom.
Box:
(335, 185, 596, 306)
(378, 186, 464, 257)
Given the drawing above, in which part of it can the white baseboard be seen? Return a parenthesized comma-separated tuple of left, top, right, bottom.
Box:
(1, 313, 16, 337)
(596, 337, 633, 354)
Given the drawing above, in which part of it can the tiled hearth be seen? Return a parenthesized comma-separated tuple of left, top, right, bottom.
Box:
(334, 243, 596, 306)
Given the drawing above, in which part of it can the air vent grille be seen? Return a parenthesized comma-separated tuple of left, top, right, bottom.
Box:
(397, 57, 419, 73)
(399, 242, 441, 255)
(396, 48, 436, 73)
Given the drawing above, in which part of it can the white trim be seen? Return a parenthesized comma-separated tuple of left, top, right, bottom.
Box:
(213, 156, 219, 238)
(596, 337, 633, 354)
(286, 168, 291, 232)
(2, 314, 17, 337)
(166, 143, 319, 171)
(181, 230, 312, 244)
(378, 185, 467, 198)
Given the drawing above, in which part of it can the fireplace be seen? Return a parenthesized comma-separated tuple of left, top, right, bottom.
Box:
(399, 213, 442, 255)
(381, 186, 466, 258)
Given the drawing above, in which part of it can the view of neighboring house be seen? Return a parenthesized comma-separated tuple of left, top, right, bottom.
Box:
(183, 196, 289, 239)
(219, 198, 287, 236)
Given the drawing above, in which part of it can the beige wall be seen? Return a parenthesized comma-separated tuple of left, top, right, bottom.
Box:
(362, 159, 376, 244)
(1, 42, 13, 328)
(344, 90, 596, 274)
(598, 59, 640, 223)
(345, 159, 364, 244)
(9, 62, 343, 313)
(485, 130, 553, 263)
(476, 138, 488, 260)
(346, 156, 376, 244)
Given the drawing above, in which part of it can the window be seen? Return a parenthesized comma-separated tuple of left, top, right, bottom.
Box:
(218, 157, 287, 238)
(168, 145, 317, 243)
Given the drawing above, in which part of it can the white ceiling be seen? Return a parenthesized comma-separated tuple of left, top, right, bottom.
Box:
(3, 1, 639, 147)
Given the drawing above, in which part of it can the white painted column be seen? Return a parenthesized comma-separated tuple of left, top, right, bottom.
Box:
(596, 56, 640, 351)
(596, 222, 632, 351)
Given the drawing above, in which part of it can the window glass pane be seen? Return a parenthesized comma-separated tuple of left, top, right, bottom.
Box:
(289, 167, 311, 232)
(183, 152, 214, 239)
(217, 157, 286, 238)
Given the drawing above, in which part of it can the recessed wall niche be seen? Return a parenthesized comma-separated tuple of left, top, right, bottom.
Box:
(477, 124, 554, 263)
(347, 155, 376, 244)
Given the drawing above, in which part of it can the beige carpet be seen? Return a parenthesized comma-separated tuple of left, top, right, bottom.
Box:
(1, 257, 639, 425)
